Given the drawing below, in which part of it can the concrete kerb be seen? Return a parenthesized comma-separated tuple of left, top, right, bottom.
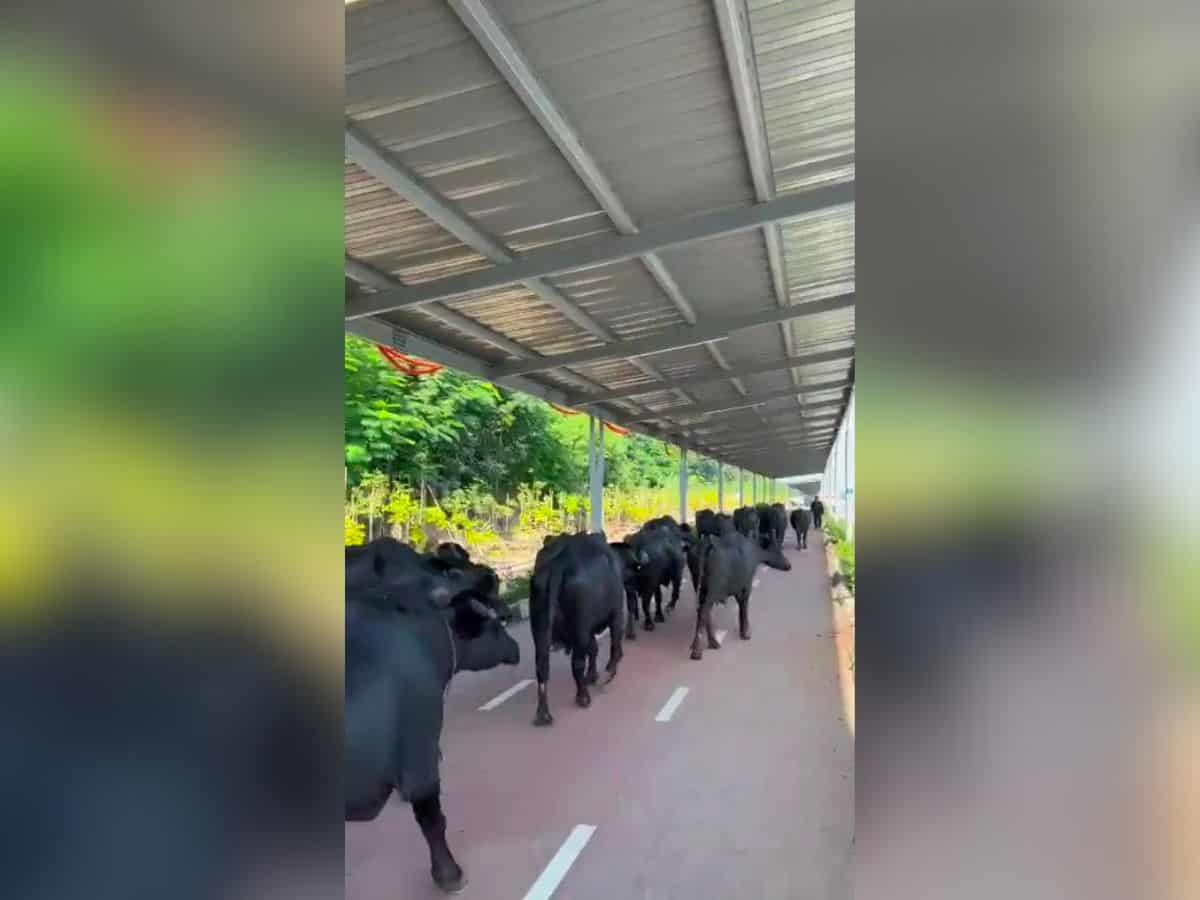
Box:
(825, 532, 856, 736)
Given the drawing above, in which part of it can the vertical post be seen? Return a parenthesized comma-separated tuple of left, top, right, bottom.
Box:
(679, 447, 689, 523)
(843, 412, 850, 529)
(589, 415, 604, 533)
(752, 473, 757, 504)
(718, 461, 725, 512)
(738, 467, 744, 506)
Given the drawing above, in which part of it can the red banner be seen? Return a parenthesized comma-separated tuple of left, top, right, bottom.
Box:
(377, 345, 444, 377)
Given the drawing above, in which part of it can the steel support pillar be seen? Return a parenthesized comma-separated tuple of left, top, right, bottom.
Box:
(679, 447, 689, 523)
(588, 415, 605, 533)
(718, 461, 724, 512)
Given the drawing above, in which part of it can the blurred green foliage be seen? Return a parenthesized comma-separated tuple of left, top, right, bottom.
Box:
(0, 55, 342, 664)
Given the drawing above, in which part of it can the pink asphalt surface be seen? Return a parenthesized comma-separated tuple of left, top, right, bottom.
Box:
(345, 539, 853, 900)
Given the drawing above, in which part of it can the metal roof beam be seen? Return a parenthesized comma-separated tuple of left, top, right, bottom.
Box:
(446, 0, 745, 408)
(631, 378, 852, 423)
(703, 436, 836, 455)
(444, 0, 714, 407)
(692, 406, 842, 435)
(567, 346, 854, 407)
(346, 123, 612, 340)
(344, 185, 853, 320)
(345, 256, 526, 359)
(713, 0, 803, 396)
(345, 256, 635, 406)
(699, 410, 841, 433)
(489, 293, 852, 378)
(345, 125, 688, 417)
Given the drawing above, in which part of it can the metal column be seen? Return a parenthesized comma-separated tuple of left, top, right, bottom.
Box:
(752, 473, 757, 504)
(588, 415, 605, 533)
(679, 447, 689, 523)
(718, 461, 724, 512)
(738, 468, 744, 506)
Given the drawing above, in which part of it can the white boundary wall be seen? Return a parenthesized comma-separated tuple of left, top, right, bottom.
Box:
(821, 387, 855, 540)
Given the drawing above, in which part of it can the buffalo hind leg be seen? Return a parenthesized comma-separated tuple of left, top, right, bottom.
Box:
(585, 636, 599, 685)
(606, 610, 624, 683)
(654, 585, 666, 623)
(666, 572, 681, 615)
(625, 588, 638, 640)
(412, 785, 465, 894)
(704, 599, 721, 650)
(737, 588, 752, 640)
(690, 586, 710, 660)
(642, 590, 656, 632)
(534, 624, 554, 726)
(572, 648, 591, 707)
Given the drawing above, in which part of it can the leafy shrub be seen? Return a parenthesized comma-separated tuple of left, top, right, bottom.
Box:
(344, 516, 365, 547)
(836, 539, 855, 592)
(824, 516, 848, 544)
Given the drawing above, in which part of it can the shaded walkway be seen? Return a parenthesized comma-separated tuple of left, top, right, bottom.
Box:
(345, 535, 852, 899)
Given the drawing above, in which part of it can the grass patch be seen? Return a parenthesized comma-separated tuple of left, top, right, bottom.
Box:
(825, 516, 855, 593)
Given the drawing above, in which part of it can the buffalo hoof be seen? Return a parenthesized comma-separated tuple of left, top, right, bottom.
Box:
(689, 646, 703, 661)
(433, 866, 466, 894)
(534, 709, 554, 727)
(707, 637, 721, 650)
(740, 628, 752, 641)
(585, 670, 599, 686)
(625, 626, 636, 641)
(576, 691, 591, 708)
(654, 610, 666, 623)
(643, 619, 655, 632)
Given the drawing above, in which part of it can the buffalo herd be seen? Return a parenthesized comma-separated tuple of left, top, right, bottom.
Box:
(345, 502, 818, 892)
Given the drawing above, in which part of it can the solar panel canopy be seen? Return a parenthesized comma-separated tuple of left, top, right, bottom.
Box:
(345, 0, 854, 478)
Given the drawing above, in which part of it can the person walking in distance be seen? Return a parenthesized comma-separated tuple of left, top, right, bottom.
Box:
(810, 495, 825, 530)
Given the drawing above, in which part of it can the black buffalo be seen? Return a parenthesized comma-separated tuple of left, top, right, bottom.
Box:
(348, 538, 501, 613)
(733, 506, 758, 537)
(768, 503, 788, 545)
(626, 519, 686, 631)
(694, 508, 735, 539)
(689, 531, 792, 660)
(530, 533, 626, 726)
(753, 503, 785, 545)
(345, 573, 519, 893)
(790, 507, 811, 549)
(609, 541, 649, 640)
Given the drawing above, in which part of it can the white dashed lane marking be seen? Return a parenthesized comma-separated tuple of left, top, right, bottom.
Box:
(715, 629, 727, 645)
(478, 679, 533, 711)
(521, 825, 597, 900)
(655, 687, 690, 723)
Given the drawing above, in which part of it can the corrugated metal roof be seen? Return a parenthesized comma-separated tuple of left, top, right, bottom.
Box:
(345, 0, 855, 477)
